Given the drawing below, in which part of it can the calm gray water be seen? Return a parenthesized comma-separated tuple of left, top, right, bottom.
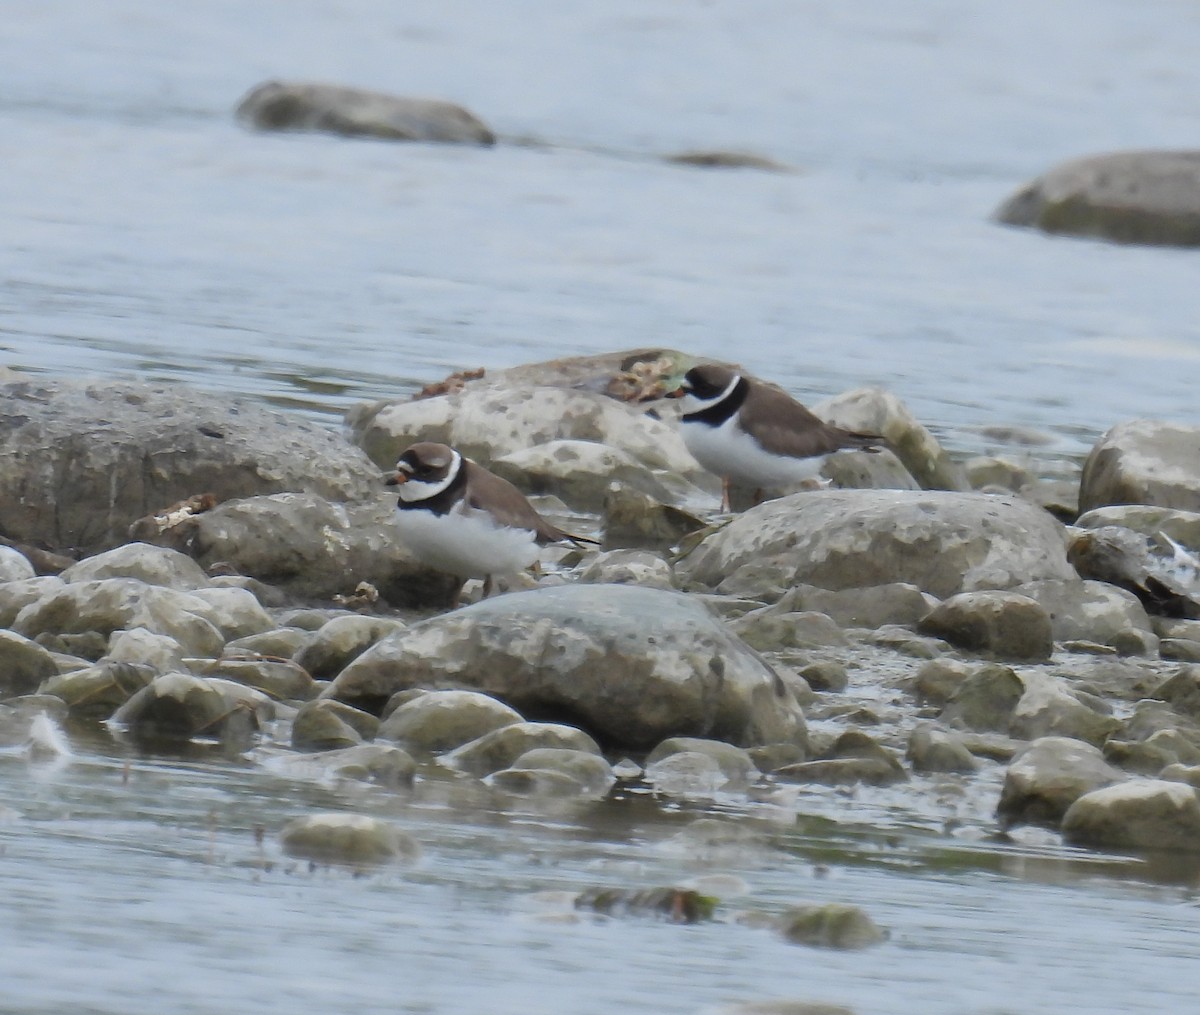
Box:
(3, 3, 1200, 1012)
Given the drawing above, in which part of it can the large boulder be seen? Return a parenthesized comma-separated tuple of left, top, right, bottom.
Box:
(1013, 578, 1154, 649)
(324, 585, 805, 750)
(1062, 779, 1200, 852)
(0, 378, 379, 555)
(1079, 420, 1200, 513)
(235, 81, 495, 146)
(994, 150, 1200, 247)
(918, 591, 1053, 661)
(676, 490, 1073, 600)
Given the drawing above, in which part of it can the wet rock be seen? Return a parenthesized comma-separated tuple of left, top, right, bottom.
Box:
(1013, 578, 1154, 652)
(601, 486, 708, 551)
(918, 591, 1053, 660)
(440, 721, 600, 777)
(0, 378, 379, 556)
(1080, 419, 1200, 513)
(994, 150, 1200, 247)
(0, 576, 64, 628)
(574, 885, 717, 923)
(377, 689, 522, 754)
(184, 587, 275, 641)
(279, 812, 421, 867)
(269, 744, 415, 790)
(731, 610, 848, 651)
(863, 626, 947, 659)
(1062, 779, 1200, 852)
(0, 631, 59, 696)
(773, 583, 936, 630)
(293, 615, 407, 681)
(940, 663, 1023, 732)
(0, 546, 35, 583)
(677, 491, 1072, 601)
(104, 628, 187, 674)
(497, 747, 616, 796)
(39, 661, 156, 718)
(1153, 666, 1200, 720)
(577, 549, 674, 589)
(326, 585, 805, 750)
(906, 724, 978, 774)
(1161, 763, 1200, 790)
(236, 80, 495, 146)
(291, 699, 379, 751)
(997, 736, 1128, 829)
(192, 657, 317, 701)
(815, 387, 967, 491)
(775, 903, 886, 949)
(776, 730, 906, 786)
(1076, 504, 1200, 549)
(747, 742, 808, 772)
(13, 579, 227, 658)
(819, 446, 920, 493)
(1009, 673, 1120, 747)
(487, 767, 594, 797)
(225, 627, 310, 660)
(912, 658, 972, 705)
(645, 737, 759, 790)
(1161, 640, 1200, 662)
(61, 543, 211, 590)
(1067, 525, 1199, 621)
(794, 659, 848, 693)
(109, 672, 256, 743)
(172, 492, 459, 608)
(965, 456, 1035, 493)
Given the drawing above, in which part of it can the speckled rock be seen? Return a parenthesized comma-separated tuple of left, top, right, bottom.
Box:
(1075, 504, 1200, 549)
(918, 591, 1053, 661)
(1080, 419, 1200, 513)
(279, 812, 421, 866)
(377, 689, 522, 754)
(775, 730, 906, 786)
(237, 80, 495, 146)
(577, 549, 675, 589)
(225, 628, 310, 660)
(325, 585, 805, 751)
(440, 721, 601, 777)
(61, 543, 211, 590)
(1013, 578, 1154, 651)
(1062, 779, 1200, 852)
(0, 630, 59, 696)
(731, 609, 848, 651)
(293, 615, 407, 681)
(184, 587, 275, 641)
(677, 491, 1073, 601)
(1153, 666, 1200, 720)
(997, 736, 1128, 829)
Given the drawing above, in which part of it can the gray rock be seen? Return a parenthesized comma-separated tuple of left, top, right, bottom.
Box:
(814, 387, 967, 491)
(184, 587, 275, 641)
(236, 81, 495, 146)
(0, 576, 63, 629)
(677, 491, 1072, 601)
(776, 730, 906, 786)
(1154, 666, 1200, 720)
(994, 150, 1200, 246)
(39, 661, 156, 718)
(997, 736, 1127, 829)
(271, 744, 415, 789)
(192, 657, 317, 701)
(601, 486, 708, 552)
(1014, 578, 1154, 651)
(918, 591, 1053, 661)
(14, 579, 226, 658)
(294, 615, 407, 681)
(906, 724, 978, 774)
(1080, 419, 1200, 513)
(577, 549, 674, 589)
(1076, 504, 1200, 549)
(325, 585, 805, 750)
(225, 628, 310, 660)
(109, 672, 254, 743)
(61, 543, 211, 590)
(1062, 779, 1200, 852)
(912, 658, 972, 705)
(1161, 763, 1200, 790)
(731, 610, 848, 651)
(773, 582, 936, 630)
(279, 812, 420, 867)
(645, 737, 759, 789)
(104, 628, 187, 675)
(1067, 525, 1199, 621)
(940, 663, 1023, 732)
(794, 659, 848, 693)
(0, 630, 59, 696)
(0, 378, 379, 556)
(1009, 673, 1121, 747)
(643, 751, 738, 798)
(965, 456, 1035, 493)
(0, 546, 35, 583)
(440, 721, 600, 777)
(775, 903, 886, 949)
(503, 747, 616, 795)
(291, 699, 379, 752)
(819, 447, 920, 492)
(377, 689, 522, 754)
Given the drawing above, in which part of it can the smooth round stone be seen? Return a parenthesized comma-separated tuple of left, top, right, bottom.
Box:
(279, 812, 420, 866)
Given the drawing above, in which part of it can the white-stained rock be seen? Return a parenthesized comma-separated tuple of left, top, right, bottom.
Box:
(577, 549, 675, 590)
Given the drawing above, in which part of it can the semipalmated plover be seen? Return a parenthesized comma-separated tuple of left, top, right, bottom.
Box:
(668, 364, 884, 511)
(386, 442, 596, 596)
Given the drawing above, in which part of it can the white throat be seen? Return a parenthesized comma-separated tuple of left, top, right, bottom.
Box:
(397, 449, 463, 502)
(681, 374, 741, 416)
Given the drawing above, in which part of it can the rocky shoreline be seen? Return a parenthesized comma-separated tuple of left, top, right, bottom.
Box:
(3, 350, 1200, 877)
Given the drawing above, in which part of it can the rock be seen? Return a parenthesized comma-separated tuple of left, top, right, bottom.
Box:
(487, 767, 597, 797)
(776, 730, 906, 786)
(169, 492, 459, 608)
(577, 549, 674, 590)
(911, 658, 972, 705)
(918, 591, 1053, 661)
(1014, 579, 1154, 651)
(601, 486, 708, 551)
(1009, 673, 1121, 747)
(819, 447, 920, 493)
(0, 576, 63, 628)
(0, 631, 59, 696)
(61, 543, 211, 590)
(771, 583, 935, 630)
(731, 610, 848, 652)
(906, 724, 978, 774)
(291, 699, 379, 751)
(440, 721, 600, 777)
(1154, 667, 1200, 720)
(1075, 504, 1200, 549)
(1080, 419, 1200, 513)
(192, 657, 317, 701)
(814, 387, 968, 491)
(109, 672, 256, 743)
(0, 546, 35, 583)
(0, 378, 379, 555)
(775, 904, 886, 949)
(663, 150, 793, 172)
(293, 615, 407, 681)
(377, 689, 522, 754)
(326, 585, 805, 750)
(940, 663, 1023, 732)
(225, 628, 310, 660)
(677, 491, 1073, 601)
(279, 812, 420, 867)
(184, 587, 275, 641)
(994, 150, 1200, 246)
(1062, 779, 1200, 851)
(997, 736, 1128, 829)
(236, 81, 495, 146)
(794, 659, 848, 693)
(501, 747, 615, 795)
(270, 744, 415, 789)
(645, 737, 759, 788)
(1161, 764, 1200, 790)
(14, 579, 226, 658)
(104, 628, 187, 674)
(39, 661, 156, 718)
(965, 456, 1035, 493)
(1067, 525, 1199, 620)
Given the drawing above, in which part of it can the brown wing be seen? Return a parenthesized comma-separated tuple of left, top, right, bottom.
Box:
(463, 461, 597, 545)
(739, 382, 884, 458)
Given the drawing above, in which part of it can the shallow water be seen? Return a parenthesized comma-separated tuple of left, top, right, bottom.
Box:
(3, 3, 1200, 1012)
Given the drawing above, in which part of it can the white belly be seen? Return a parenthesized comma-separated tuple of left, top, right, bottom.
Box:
(682, 416, 827, 487)
(393, 505, 540, 578)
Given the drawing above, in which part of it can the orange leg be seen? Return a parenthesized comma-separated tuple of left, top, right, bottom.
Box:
(720, 478, 732, 513)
